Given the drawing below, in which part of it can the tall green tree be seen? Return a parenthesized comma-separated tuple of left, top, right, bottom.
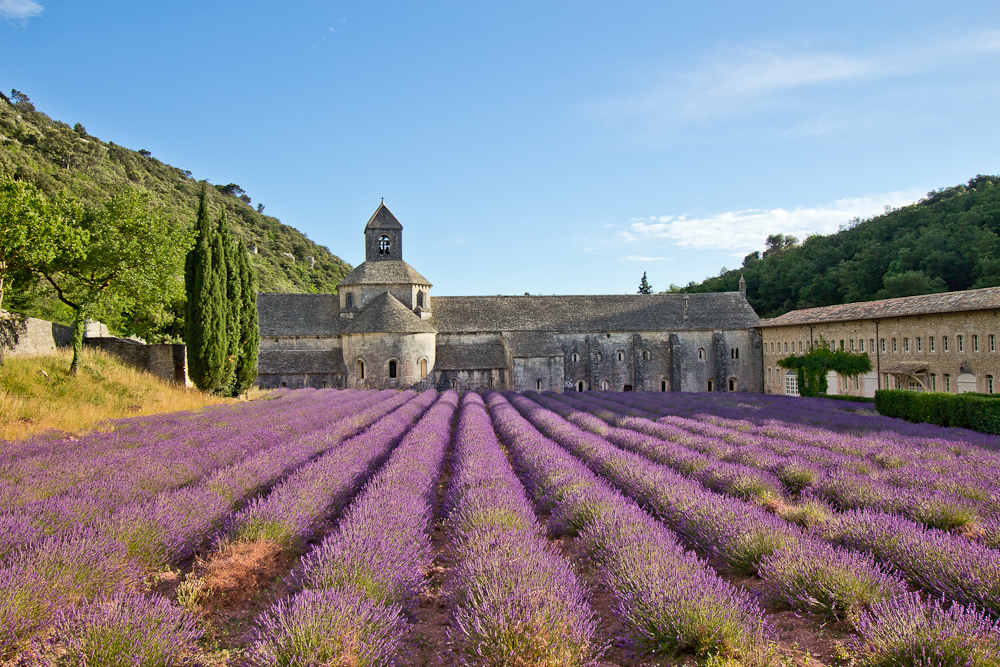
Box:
(638, 271, 652, 294)
(233, 238, 260, 395)
(184, 185, 227, 391)
(219, 206, 241, 392)
(41, 187, 188, 375)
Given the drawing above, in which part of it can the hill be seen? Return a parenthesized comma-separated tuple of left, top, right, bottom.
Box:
(0, 88, 351, 339)
(674, 175, 1000, 318)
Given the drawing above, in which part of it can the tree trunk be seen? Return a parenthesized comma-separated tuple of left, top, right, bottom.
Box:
(70, 307, 85, 376)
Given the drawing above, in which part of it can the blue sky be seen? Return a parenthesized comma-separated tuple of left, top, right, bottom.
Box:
(4, 1, 1000, 296)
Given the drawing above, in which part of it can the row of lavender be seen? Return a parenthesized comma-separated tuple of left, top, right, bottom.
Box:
(509, 391, 1000, 662)
(0, 388, 426, 658)
(559, 389, 1000, 543)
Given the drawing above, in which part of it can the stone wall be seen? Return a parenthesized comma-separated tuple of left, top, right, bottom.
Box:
(0, 314, 73, 357)
(82, 337, 191, 386)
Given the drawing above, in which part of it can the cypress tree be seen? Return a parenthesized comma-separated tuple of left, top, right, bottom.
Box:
(184, 184, 227, 391)
(234, 238, 260, 395)
(219, 206, 241, 393)
(208, 203, 231, 393)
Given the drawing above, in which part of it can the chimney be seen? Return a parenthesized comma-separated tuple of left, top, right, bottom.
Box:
(739, 274, 747, 299)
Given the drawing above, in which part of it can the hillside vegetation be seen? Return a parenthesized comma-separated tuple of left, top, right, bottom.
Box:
(0, 348, 228, 440)
(0, 89, 351, 337)
(675, 175, 1000, 318)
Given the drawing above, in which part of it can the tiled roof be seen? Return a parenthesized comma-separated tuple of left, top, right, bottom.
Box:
(502, 331, 563, 358)
(429, 293, 759, 333)
(258, 293, 341, 337)
(760, 287, 1000, 327)
(365, 203, 403, 231)
(434, 342, 507, 370)
(258, 350, 346, 374)
(341, 292, 437, 334)
(338, 260, 432, 286)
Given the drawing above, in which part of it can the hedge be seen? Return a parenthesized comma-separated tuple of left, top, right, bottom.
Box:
(874, 390, 1000, 434)
(817, 394, 876, 404)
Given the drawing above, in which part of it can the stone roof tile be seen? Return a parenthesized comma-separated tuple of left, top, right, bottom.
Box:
(365, 202, 403, 231)
(502, 331, 564, 358)
(258, 350, 346, 374)
(338, 260, 432, 287)
(434, 342, 507, 370)
(258, 293, 342, 336)
(429, 293, 759, 333)
(760, 287, 1000, 327)
(341, 292, 437, 334)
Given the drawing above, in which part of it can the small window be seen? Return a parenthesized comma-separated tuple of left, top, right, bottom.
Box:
(904, 338, 910, 352)
(944, 374, 951, 392)
(698, 348, 705, 360)
(944, 336, 950, 351)
(930, 336, 936, 351)
(731, 348, 735, 360)
(973, 335, 979, 352)
(642, 349, 650, 361)
(661, 380, 666, 391)
(798, 341, 802, 353)
(707, 379, 714, 392)
(489, 376, 494, 388)
(420, 358, 428, 379)
(736, 347, 740, 359)
(345, 292, 354, 308)
(389, 360, 397, 379)
(784, 342, 789, 354)
(931, 374, 936, 391)
(869, 338, 874, 352)
(417, 291, 424, 308)
(840, 340, 845, 351)
(280, 382, 287, 388)
(892, 338, 897, 353)
(958, 335, 965, 352)
(880, 338, 886, 352)
(917, 337, 922, 352)
(451, 378, 458, 389)
(850, 339, 855, 351)
(597, 353, 602, 362)
(617, 351, 624, 362)
(854, 375, 860, 390)
(859, 339, 864, 352)
(988, 375, 995, 394)
(991, 334, 996, 352)
(728, 378, 736, 391)
(577, 381, 585, 392)
(602, 380, 609, 390)
(770, 342, 774, 353)
(322, 381, 329, 388)
(572, 352, 579, 362)
(378, 234, 391, 255)
(357, 359, 365, 379)
(537, 379, 542, 390)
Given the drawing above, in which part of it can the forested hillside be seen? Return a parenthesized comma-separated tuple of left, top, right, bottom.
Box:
(674, 175, 1000, 318)
(0, 89, 351, 337)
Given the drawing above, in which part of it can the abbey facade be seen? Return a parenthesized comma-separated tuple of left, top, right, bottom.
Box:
(257, 204, 763, 391)
(257, 204, 764, 393)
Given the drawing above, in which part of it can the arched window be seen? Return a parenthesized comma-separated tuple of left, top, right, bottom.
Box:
(577, 381, 585, 392)
(378, 235, 391, 255)
(536, 379, 542, 390)
(571, 352, 579, 362)
(731, 348, 735, 360)
(707, 379, 713, 392)
(735, 348, 739, 359)
(451, 378, 457, 389)
(698, 348, 705, 360)
(642, 349, 650, 361)
(357, 359, 365, 379)
(322, 381, 329, 388)
(617, 351, 625, 362)
(388, 360, 397, 379)
(420, 358, 427, 379)
(280, 382, 287, 388)
(489, 376, 494, 388)
(661, 380, 666, 391)
(602, 380, 609, 390)
(417, 291, 424, 308)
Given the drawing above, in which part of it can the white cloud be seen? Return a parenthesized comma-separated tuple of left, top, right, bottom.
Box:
(621, 190, 922, 253)
(0, 0, 43, 21)
(622, 255, 672, 262)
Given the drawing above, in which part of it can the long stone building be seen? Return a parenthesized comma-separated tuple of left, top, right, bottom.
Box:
(257, 204, 764, 393)
(760, 287, 1000, 397)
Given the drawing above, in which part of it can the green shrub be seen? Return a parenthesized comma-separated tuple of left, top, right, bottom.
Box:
(817, 394, 876, 403)
(874, 390, 1000, 434)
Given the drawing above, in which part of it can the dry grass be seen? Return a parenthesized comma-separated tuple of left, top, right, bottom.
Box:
(0, 348, 228, 440)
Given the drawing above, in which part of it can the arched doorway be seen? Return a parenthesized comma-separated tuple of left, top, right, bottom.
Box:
(707, 379, 713, 392)
(728, 378, 736, 392)
(661, 380, 666, 391)
(623, 385, 633, 391)
(577, 381, 585, 392)
(356, 359, 365, 379)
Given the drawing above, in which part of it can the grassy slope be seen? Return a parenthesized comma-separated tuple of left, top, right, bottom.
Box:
(675, 176, 1000, 317)
(0, 349, 230, 440)
(0, 91, 352, 330)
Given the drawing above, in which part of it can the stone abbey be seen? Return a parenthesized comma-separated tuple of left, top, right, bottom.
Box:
(257, 204, 764, 393)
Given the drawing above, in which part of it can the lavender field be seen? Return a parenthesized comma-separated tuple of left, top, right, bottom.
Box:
(2, 387, 1000, 666)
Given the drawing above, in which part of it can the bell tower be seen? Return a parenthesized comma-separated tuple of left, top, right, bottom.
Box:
(364, 201, 403, 262)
